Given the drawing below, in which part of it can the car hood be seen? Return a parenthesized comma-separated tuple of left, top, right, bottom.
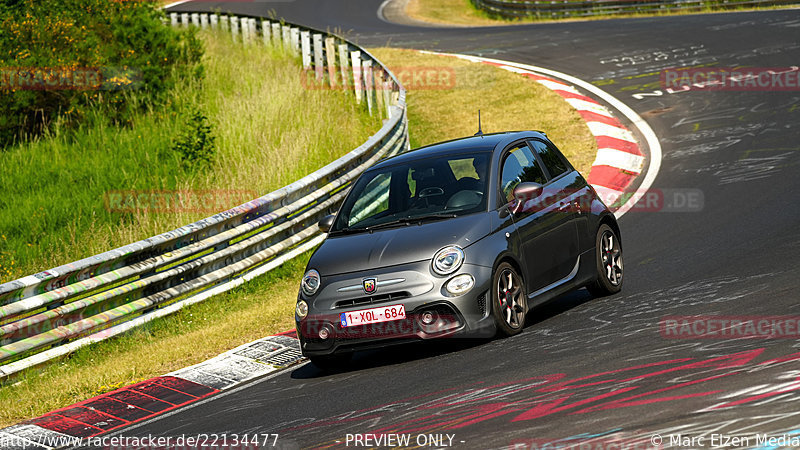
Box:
(310, 213, 492, 276)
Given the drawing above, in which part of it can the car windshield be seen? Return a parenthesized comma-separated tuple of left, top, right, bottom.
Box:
(331, 152, 490, 233)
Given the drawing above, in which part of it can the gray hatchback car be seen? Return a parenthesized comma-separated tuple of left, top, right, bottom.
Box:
(295, 131, 623, 368)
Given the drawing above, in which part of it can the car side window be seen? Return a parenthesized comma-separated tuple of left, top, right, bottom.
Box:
(500, 143, 546, 202)
(530, 139, 569, 179)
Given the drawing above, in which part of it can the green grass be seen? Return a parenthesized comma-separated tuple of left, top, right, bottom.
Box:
(0, 29, 379, 283)
(405, 0, 796, 27)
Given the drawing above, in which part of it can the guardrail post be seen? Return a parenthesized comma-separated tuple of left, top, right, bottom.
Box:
(338, 44, 350, 87)
(281, 25, 291, 49)
(312, 33, 324, 81)
(241, 17, 250, 44)
(261, 20, 271, 45)
(374, 67, 385, 118)
(180, 13, 189, 27)
(290, 28, 300, 54)
(267, 22, 281, 46)
(325, 37, 338, 88)
(230, 16, 239, 42)
(351, 51, 363, 103)
(244, 18, 253, 44)
(362, 59, 375, 116)
(190, 13, 199, 27)
(170, 12, 178, 27)
(200, 14, 209, 29)
(249, 19, 257, 44)
(220, 15, 229, 31)
(272, 23, 281, 46)
(300, 31, 312, 69)
(384, 78, 392, 117)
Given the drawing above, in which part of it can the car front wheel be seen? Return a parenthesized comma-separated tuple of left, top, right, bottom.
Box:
(492, 262, 527, 337)
(586, 224, 624, 297)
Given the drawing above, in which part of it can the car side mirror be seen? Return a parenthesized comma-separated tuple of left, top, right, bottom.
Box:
(510, 182, 543, 214)
(318, 214, 335, 233)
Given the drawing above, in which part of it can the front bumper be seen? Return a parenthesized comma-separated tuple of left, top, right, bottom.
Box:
(295, 262, 495, 356)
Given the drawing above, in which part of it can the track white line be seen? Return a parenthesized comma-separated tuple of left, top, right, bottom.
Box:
(162, 0, 194, 9)
(593, 148, 646, 173)
(586, 122, 637, 143)
(565, 98, 615, 117)
(377, 0, 393, 23)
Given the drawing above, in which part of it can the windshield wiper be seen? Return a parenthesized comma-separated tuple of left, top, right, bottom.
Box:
(330, 218, 410, 235)
(332, 213, 458, 235)
(406, 213, 458, 222)
(365, 213, 458, 232)
(364, 217, 415, 232)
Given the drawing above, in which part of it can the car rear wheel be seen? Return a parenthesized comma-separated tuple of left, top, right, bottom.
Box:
(586, 224, 623, 297)
(492, 262, 526, 337)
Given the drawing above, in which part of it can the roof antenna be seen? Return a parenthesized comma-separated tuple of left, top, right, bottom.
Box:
(474, 110, 483, 136)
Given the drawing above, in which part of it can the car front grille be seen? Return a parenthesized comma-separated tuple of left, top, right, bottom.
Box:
(334, 291, 411, 309)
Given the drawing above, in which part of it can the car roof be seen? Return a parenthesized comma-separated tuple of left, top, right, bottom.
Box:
(371, 131, 547, 169)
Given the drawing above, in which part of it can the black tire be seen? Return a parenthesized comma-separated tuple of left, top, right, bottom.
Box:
(492, 262, 527, 337)
(586, 224, 624, 297)
(309, 353, 351, 371)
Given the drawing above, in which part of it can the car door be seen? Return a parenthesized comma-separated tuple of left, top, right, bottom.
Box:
(499, 141, 579, 294)
(529, 138, 591, 255)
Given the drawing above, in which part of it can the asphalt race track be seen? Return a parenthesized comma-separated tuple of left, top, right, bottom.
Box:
(132, 2, 800, 448)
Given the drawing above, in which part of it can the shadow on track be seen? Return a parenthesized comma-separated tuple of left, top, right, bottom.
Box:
(291, 287, 598, 378)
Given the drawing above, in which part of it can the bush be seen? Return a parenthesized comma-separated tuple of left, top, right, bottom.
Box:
(0, 0, 203, 147)
(173, 110, 216, 171)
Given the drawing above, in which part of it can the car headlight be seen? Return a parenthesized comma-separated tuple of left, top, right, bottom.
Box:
(446, 274, 475, 295)
(296, 300, 309, 319)
(301, 269, 321, 296)
(432, 246, 464, 275)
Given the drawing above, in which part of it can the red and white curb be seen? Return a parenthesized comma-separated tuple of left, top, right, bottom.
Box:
(0, 333, 304, 450)
(421, 51, 662, 219)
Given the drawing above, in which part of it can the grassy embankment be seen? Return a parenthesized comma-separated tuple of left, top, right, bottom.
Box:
(0, 31, 377, 282)
(404, 0, 792, 27)
(0, 45, 597, 427)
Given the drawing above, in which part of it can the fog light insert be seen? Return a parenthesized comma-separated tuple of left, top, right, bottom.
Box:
(421, 311, 437, 325)
(319, 327, 330, 340)
(296, 300, 309, 319)
(446, 274, 475, 295)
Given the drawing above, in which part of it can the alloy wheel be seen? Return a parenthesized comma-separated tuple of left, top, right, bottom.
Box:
(601, 230, 623, 286)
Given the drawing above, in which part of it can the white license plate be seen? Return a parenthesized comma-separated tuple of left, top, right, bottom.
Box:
(340, 304, 406, 328)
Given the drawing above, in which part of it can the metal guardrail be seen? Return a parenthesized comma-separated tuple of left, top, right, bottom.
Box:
(472, 0, 800, 19)
(0, 11, 409, 378)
